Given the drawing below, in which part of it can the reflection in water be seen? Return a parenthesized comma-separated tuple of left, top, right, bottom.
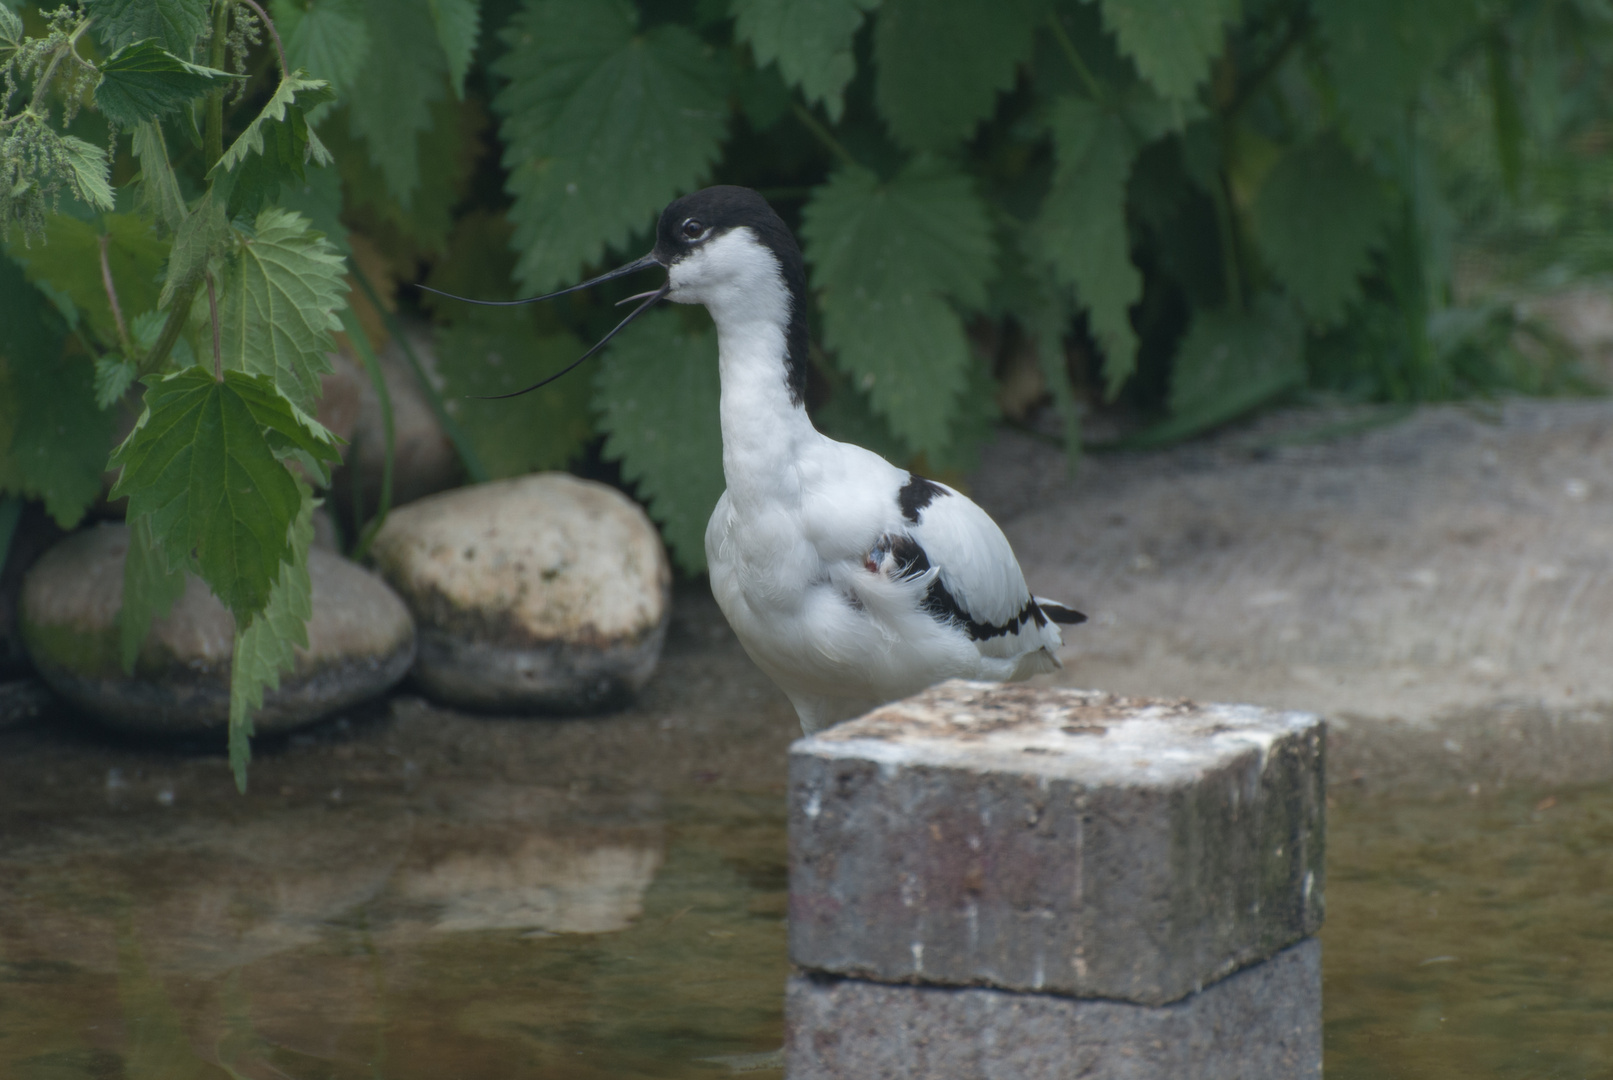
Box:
(0, 785, 787, 1079)
(4, 767, 1611, 1077)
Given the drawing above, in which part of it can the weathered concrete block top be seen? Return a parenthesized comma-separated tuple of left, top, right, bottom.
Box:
(789, 681, 1325, 1005)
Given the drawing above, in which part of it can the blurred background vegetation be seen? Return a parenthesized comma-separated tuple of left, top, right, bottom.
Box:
(5, 0, 1613, 583)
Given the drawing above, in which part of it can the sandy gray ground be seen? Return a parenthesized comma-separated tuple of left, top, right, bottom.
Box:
(979, 398, 1613, 790)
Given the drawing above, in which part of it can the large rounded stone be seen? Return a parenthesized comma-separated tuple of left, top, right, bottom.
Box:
(369, 473, 671, 713)
(20, 524, 415, 735)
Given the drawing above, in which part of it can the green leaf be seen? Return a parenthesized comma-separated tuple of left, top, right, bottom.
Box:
(435, 311, 593, 478)
(429, 0, 481, 98)
(345, 0, 447, 205)
(0, 257, 115, 529)
(1093, 0, 1238, 102)
(94, 354, 137, 407)
(1250, 135, 1394, 325)
(59, 135, 116, 212)
(593, 308, 723, 573)
(272, 0, 372, 97)
(5, 213, 166, 351)
(0, 3, 23, 50)
(731, 0, 877, 122)
(495, 0, 728, 294)
(119, 513, 187, 673)
(108, 366, 340, 618)
(1314, 0, 1479, 145)
(216, 207, 348, 413)
(228, 483, 315, 792)
(212, 70, 336, 191)
(872, 0, 1037, 150)
(1034, 96, 1141, 398)
(95, 38, 239, 128)
(158, 188, 229, 309)
(800, 162, 996, 455)
(1162, 293, 1304, 437)
(131, 121, 186, 231)
(88, 0, 209, 54)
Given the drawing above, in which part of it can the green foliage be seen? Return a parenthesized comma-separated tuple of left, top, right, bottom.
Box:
(593, 309, 724, 572)
(108, 366, 340, 619)
(229, 483, 315, 791)
(1160, 293, 1305, 440)
(118, 512, 186, 673)
(1250, 136, 1395, 325)
(429, 0, 481, 98)
(88, 0, 209, 55)
(216, 206, 347, 412)
(435, 310, 593, 478)
(494, 0, 728, 293)
(800, 162, 994, 455)
(344, 0, 447, 205)
(94, 39, 238, 129)
(6, 213, 166, 351)
(1093, 0, 1239, 103)
(731, 0, 876, 122)
(273, 0, 371, 98)
(872, 0, 1037, 150)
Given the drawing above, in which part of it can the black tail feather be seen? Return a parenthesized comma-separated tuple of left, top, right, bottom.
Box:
(1037, 600, 1087, 626)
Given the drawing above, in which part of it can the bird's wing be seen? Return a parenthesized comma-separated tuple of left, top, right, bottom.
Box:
(899, 476, 1064, 659)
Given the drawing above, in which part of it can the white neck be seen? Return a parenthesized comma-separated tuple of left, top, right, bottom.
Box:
(669, 229, 818, 511)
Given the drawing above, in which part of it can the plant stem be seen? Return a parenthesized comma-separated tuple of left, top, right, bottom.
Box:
(1046, 11, 1105, 103)
(140, 282, 199, 376)
(792, 102, 858, 169)
(205, 271, 222, 380)
(204, 1, 230, 170)
(1210, 163, 1246, 311)
(98, 233, 133, 356)
(25, 16, 93, 115)
(236, 0, 288, 78)
(340, 305, 394, 562)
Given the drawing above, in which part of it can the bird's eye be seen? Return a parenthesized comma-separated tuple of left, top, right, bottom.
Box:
(681, 218, 705, 240)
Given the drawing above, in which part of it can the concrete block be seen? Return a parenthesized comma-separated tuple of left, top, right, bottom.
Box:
(789, 681, 1324, 1005)
(786, 937, 1322, 1080)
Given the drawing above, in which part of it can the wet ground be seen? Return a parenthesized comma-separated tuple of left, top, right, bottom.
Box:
(2, 587, 1611, 1078)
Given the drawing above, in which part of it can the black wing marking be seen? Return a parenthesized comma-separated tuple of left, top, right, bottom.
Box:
(897, 475, 948, 524)
(869, 531, 1053, 642)
(1037, 600, 1087, 625)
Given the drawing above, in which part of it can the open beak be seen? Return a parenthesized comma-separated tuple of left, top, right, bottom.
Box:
(415, 252, 667, 400)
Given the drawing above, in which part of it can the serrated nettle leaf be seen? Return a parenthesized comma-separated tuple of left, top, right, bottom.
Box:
(131, 122, 186, 232)
(228, 482, 315, 791)
(346, 0, 447, 206)
(272, 0, 371, 98)
(593, 308, 723, 574)
(800, 163, 997, 454)
(873, 0, 1037, 150)
(495, 0, 728, 294)
(88, 0, 208, 54)
(1095, 0, 1239, 102)
(1168, 292, 1303, 423)
(1035, 96, 1141, 398)
(1250, 135, 1393, 325)
(119, 512, 187, 673)
(731, 0, 878, 122)
(213, 71, 336, 177)
(58, 135, 116, 213)
(94, 354, 137, 407)
(429, 0, 481, 99)
(159, 189, 228, 308)
(436, 312, 593, 478)
(217, 207, 348, 413)
(0, 3, 23, 48)
(109, 366, 339, 618)
(5, 213, 166, 352)
(95, 39, 241, 128)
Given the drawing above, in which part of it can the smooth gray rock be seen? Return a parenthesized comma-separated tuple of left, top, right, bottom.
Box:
(369, 473, 672, 713)
(789, 681, 1324, 1006)
(20, 524, 415, 734)
(786, 938, 1322, 1080)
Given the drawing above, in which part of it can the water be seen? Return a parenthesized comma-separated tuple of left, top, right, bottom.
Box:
(3, 667, 1612, 1077)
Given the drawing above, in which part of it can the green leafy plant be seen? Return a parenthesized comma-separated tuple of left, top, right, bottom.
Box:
(2, 0, 1608, 786)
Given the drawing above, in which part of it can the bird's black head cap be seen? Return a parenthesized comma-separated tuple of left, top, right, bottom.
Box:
(654, 186, 810, 405)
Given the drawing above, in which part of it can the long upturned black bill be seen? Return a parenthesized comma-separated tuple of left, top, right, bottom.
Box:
(415, 252, 662, 307)
(471, 281, 671, 400)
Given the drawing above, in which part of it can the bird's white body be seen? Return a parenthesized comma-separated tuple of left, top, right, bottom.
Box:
(673, 226, 1068, 733)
